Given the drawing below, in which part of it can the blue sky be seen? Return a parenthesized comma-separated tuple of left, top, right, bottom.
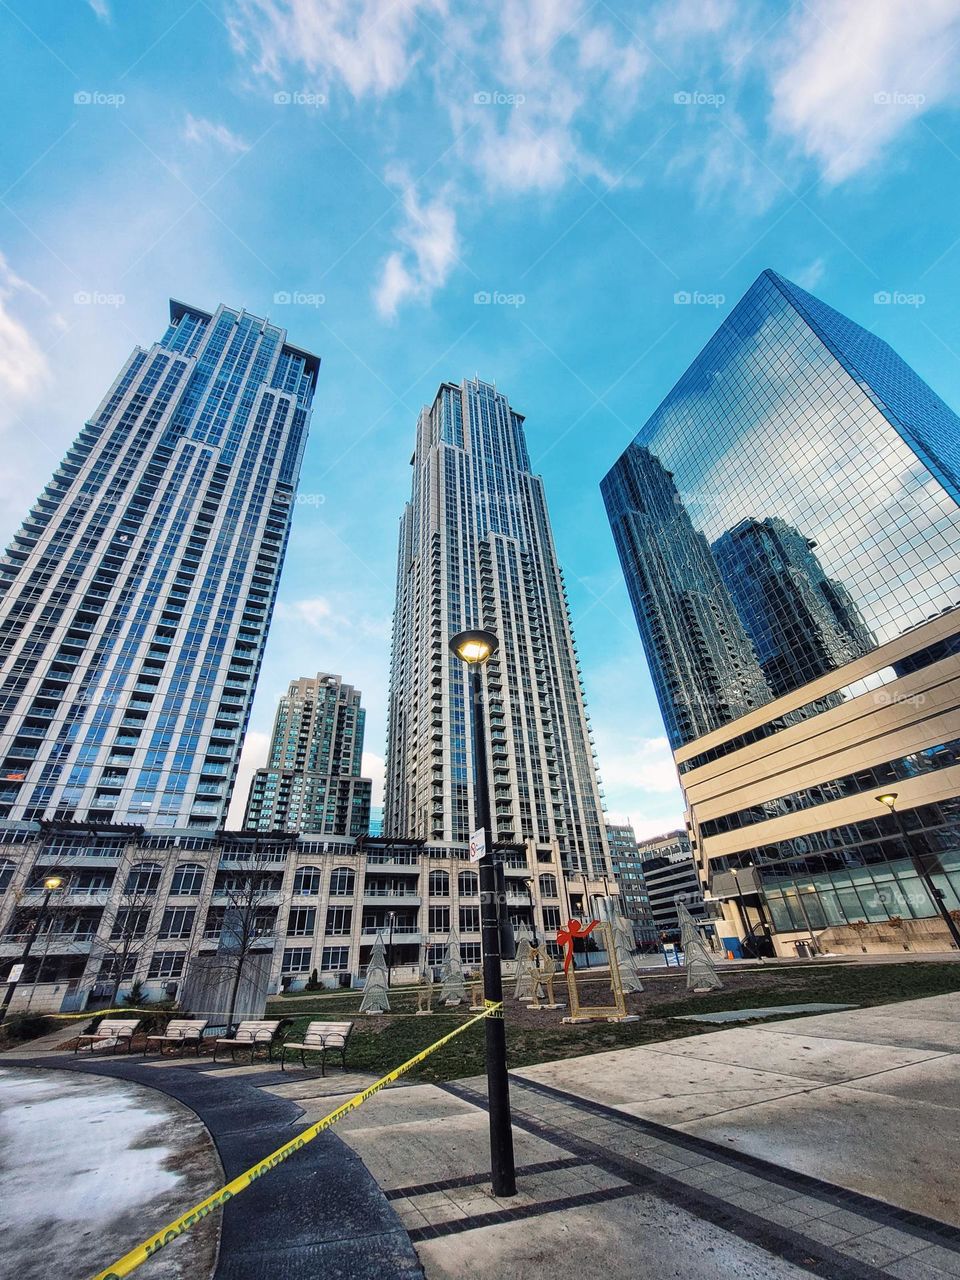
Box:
(2, 0, 960, 834)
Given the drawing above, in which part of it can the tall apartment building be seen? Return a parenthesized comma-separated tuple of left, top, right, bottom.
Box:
(603, 270, 960, 956)
(243, 673, 372, 836)
(605, 821, 657, 943)
(385, 378, 610, 880)
(0, 300, 318, 830)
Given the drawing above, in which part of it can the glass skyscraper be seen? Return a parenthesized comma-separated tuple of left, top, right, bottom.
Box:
(385, 378, 609, 878)
(603, 269, 960, 749)
(244, 673, 372, 836)
(0, 300, 318, 829)
(603, 270, 960, 955)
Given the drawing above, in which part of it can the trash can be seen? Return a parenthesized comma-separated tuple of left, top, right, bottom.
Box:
(794, 940, 812, 959)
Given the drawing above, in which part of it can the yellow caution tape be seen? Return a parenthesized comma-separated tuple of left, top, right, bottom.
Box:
(90, 1001, 501, 1280)
(45, 1008, 158, 1021)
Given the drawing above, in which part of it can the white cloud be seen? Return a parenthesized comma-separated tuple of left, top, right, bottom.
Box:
(86, 0, 110, 21)
(0, 252, 51, 413)
(227, 0, 442, 97)
(362, 751, 385, 806)
(793, 256, 826, 290)
(183, 113, 251, 154)
(769, 0, 960, 183)
(374, 171, 459, 319)
(226, 729, 269, 827)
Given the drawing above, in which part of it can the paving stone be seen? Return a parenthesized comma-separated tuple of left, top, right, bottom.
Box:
(800, 1218, 857, 1246)
(887, 1255, 960, 1280)
(818, 1207, 878, 1234)
(756, 1204, 815, 1228)
(838, 1237, 913, 1266)
(909, 1246, 960, 1278)
(858, 1225, 929, 1255)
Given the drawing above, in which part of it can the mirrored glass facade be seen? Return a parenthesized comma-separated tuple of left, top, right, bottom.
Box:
(0, 301, 318, 829)
(602, 269, 960, 751)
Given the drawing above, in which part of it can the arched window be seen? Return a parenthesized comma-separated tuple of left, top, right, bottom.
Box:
(293, 865, 323, 896)
(170, 863, 204, 896)
(458, 870, 478, 896)
(429, 869, 449, 896)
(0, 859, 14, 893)
(329, 867, 355, 896)
(125, 862, 161, 894)
(538, 873, 558, 899)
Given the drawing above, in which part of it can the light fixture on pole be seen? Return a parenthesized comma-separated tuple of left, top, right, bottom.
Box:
(876, 793, 960, 950)
(449, 627, 516, 1197)
(0, 872, 66, 1022)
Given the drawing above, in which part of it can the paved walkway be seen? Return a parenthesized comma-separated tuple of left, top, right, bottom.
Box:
(5, 993, 960, 1280)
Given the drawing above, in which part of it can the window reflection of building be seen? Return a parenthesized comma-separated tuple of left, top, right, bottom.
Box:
(601, 444, 770, 749)
(712, 517, 876, 697)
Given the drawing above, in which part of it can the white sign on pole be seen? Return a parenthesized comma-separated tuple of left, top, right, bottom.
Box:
(7, 963, 24, 983)
(469, 828, 486, 863)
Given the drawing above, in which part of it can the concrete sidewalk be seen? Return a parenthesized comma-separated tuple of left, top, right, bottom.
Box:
(516, 992, 960, 1228)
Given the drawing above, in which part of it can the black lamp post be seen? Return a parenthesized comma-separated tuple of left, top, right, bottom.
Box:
(0, 871, 66, 1022)
(522, 878, 538, 946)
(450, 627, 517, 1198)
(876, 793, 960, 950)
(386, 911, 396, 987)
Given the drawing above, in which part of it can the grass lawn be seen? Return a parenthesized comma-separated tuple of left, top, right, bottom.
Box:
(265, 959, 960, 1085)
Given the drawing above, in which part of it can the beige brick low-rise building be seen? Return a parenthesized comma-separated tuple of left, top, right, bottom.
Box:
(0, 826, 607, 1012)
(679, 610, 960, 958)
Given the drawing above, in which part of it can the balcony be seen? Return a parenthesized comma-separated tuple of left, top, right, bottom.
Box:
(361, 925, 420, 943)
(362, 888, 421, 906)
(0, 931, 96, 956)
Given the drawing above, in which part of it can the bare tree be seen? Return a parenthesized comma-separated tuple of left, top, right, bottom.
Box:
(207, 845, 282, 1033)
(88, 857, 164, 1006)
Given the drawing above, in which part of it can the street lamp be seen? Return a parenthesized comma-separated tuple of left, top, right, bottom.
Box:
(450, 627, 517, 1198)
(876, 793, 960, 950)
(0, 872, 66, 1022)
(731, 866, 750, 955)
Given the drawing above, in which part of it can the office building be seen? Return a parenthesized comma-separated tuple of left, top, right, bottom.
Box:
(0, 301, 318, 830)
(605, 821, 657, 944)
(243, 674, 372, 837)
(604, 270, 960, 955)
(385, 378, 610, 881)
(635, 829, 707, 940)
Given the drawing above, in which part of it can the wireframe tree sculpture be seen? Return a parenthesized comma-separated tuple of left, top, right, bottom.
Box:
(439, 928, 467, 1005)
(606, 899, 645, 995)
(677, 899, 723, 992)
(360, 932, 391, 1014)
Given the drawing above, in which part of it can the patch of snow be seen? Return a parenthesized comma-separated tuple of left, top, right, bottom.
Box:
(0, 1068, 182, 1227)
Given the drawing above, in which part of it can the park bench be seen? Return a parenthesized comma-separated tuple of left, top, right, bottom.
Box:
(74, 1018, 141, 1054)
(143, 1018, 209, 1056)
(280, 1020, 354, 1074)
(212, 1019, 282, 1063)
